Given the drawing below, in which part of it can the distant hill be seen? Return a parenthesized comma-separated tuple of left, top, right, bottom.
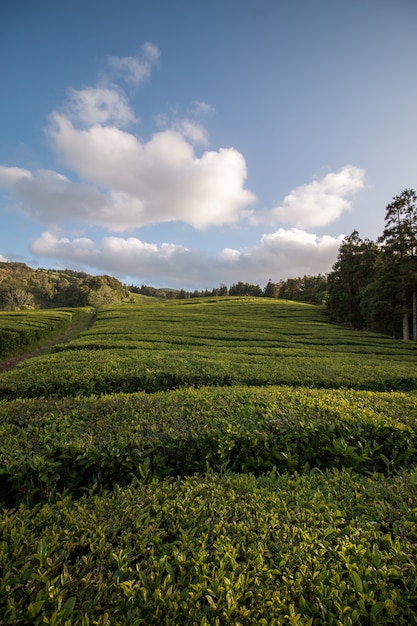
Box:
(0, 262, 130, 309)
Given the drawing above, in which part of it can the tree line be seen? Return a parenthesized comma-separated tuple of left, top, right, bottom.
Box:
(128, 275, 328, 304)
(326, 188, 417, 340)
(0, 262, 327, 311)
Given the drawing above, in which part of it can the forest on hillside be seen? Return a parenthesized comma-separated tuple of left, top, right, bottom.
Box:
(0, 263, 130, 309)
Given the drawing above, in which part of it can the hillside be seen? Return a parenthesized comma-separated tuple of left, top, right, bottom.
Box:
(0, 261, 130, 309)
(1, 298, 417, 623)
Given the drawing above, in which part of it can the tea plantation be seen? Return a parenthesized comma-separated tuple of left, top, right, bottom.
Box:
(1, 298, 417, 624)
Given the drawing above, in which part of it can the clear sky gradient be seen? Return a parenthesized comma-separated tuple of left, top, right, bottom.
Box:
(1, 0, 416, 289)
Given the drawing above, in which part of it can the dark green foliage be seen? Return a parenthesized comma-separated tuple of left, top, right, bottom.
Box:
(1, 470, 417, 624)
(228, 281, 263, 297)
(275, 274, 328, 304)
(0, 262, 130, 309)
(327, 231, 381, 329)
(1, 386, 417, 505)
(378, 189, 417, 257)
(0, 309, 76, 358)
(327, 189, 417, 338)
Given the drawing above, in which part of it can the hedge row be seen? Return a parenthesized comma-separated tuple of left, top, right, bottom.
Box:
(1, 386, 417, 505)
(2, 345, 417, 399)
(1, 469, 417, 624)
(0, 310, 77, 358)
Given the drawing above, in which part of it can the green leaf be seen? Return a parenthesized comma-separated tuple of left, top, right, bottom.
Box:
(349, 571, 363, 593)
(370, 601, 385, 616)
(37, 539, 47, 561)
(27, 600, 45, 618)
(63, 597, 77, 615)
(371, 544, 381, 567)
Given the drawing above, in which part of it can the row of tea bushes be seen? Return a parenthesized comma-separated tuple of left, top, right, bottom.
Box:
(1, 469, 417, 624)
(0, 309, 79, 358)
(1, 299, 417, 398)
(1, 386, 417, 505)
(1, 345, 417, 399)
(53, 299, 417, 358)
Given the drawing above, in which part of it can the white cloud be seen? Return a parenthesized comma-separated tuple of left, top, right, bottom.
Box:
(108, 43, 160, 85)
(0, 165, 112, 226)
(174, 119, 209, 145)
(45, 114, 255, 230)
(0, 47, 359, 289)
(0, 165, 32, 187)
(31, 231, 99, 260)
(30, 228, 343, 288)
(254, 165, 365, 228)
(67, 86, 137, 127)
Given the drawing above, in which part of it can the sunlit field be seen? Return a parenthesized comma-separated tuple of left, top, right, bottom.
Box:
(1, 298, 417, 624)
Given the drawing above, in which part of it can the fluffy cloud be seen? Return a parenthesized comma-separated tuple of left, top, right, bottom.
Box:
(0, 47, 256, 233)
(1, 47, 362, 289)
(1, 122, 255, 232)
(45, 113, 255, 230)
(67, 86, 137, 127)
(254, 165, 365, 228)
(0, 166, 112, 226)
(31, 228, 343, 288)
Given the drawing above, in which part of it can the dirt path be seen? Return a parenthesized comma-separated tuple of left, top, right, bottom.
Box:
(0, 309, 96, 373)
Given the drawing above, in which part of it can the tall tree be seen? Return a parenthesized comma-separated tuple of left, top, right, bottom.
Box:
(378, 189, 417, 340)
(327, 231, 380, 328)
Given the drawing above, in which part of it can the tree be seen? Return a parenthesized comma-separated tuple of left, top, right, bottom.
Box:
(378, 189, 417, 340)
(359, 254, 403, 337)
(327, 231, 380, 328)
(229, 282, 263, 297)
(2, 288, 35, 310)
(264, 279, 279, 298)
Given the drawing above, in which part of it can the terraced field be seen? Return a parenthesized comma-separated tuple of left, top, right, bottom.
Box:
(1, 298, 417, 624)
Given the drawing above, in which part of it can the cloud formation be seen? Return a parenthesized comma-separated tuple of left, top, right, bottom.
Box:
(31, 228, 343, 288)
(253, 165, 365, 228)
(108, 43, 160, 85)
(0, 166, 112, 226)
(0, 46, 364, 288)
(0, 47, 256, 233)
(66, 86, 137, 127)
(2, 119, 255, 231)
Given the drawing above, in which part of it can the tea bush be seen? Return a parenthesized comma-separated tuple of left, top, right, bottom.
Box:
(1, 469, 417, 624)
(0, 309, 78, 357)
(1, 386, 417, 505)
(1, 299, 416, 398)
(2, 298, 417, 624)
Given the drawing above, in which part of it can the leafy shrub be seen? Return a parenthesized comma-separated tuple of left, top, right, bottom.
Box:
(1, 469, 417, 624)
(0, 309, 76, 358)
(1, 386, 417, 505)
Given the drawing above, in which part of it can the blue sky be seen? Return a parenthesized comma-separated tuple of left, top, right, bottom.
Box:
(1, 0, 416, 289)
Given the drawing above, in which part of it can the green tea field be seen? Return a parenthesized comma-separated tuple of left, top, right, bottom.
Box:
(1, 298, 417, 624)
